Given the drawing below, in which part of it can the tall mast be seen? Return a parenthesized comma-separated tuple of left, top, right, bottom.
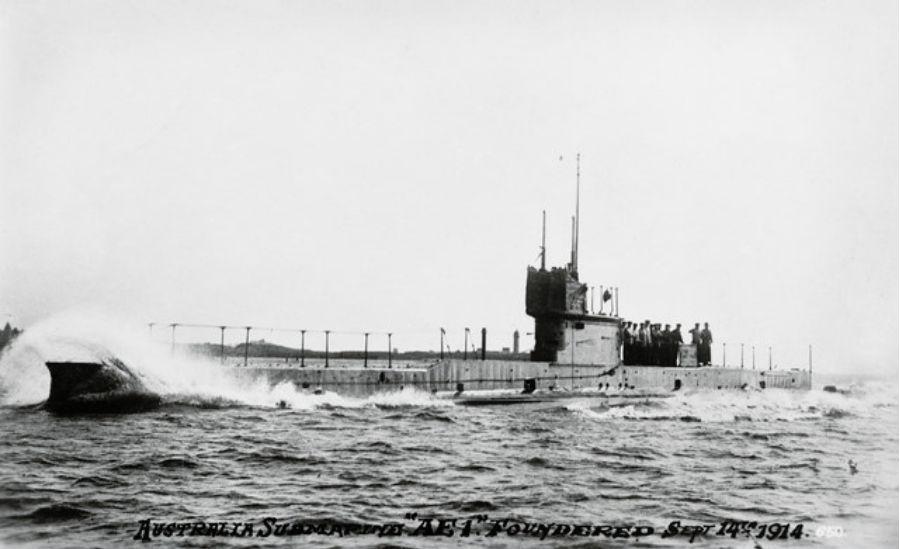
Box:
(540, 210, 547, 270)
(571, 153, 581, 275)
(570, 215, 576, 271)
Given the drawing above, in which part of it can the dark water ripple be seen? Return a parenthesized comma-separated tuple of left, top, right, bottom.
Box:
(0, 387, 897, 548)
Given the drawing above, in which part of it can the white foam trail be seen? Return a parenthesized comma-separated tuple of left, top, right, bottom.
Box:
(567, 384, 896, 423)
(217, 382, 454, 410)
(0, 310, 453, 410)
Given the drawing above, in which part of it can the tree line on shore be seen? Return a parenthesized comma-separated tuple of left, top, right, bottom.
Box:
(184, 340, 529, 362)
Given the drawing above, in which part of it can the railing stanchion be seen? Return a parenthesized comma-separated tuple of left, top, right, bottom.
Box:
(364, 332, 369, 368)
(388, 333, 393, 368)
(243, 326, 250, 367)
(325, 330, 330, 368)
(300, 330, 306, 367)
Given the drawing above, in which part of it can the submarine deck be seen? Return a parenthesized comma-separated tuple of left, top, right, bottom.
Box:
(235, 358, 811, 398)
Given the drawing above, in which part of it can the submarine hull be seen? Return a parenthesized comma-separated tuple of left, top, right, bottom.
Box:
(44, 360, 161, 414)
(236, 358, 811, 401)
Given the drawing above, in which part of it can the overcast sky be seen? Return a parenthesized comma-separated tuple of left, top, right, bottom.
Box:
(1, 0, 896, 375)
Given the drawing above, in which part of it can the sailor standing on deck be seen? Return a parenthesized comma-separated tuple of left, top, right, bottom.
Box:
(622, 322, 633, 365)
(660, 324, 674, 366)
(632, 321, 639, 365)
(689, 323, 701, 366)
(656, 323, 665, 365)
(639, 321, 651, 365)
(700, 323, 713, 366)
(673, 324, 684, 366)
(650, 324, 660, 365)
(630, 322, 640, 365)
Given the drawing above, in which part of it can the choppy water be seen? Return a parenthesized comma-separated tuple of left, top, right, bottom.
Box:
(0, 314, 897, 548)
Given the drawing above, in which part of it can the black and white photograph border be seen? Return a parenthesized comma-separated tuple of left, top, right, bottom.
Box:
(0, 1, 897, 547)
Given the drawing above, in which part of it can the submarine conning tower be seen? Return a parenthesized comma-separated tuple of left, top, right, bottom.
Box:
(525, 265, 621, 367)
(526, 154, 621, 367)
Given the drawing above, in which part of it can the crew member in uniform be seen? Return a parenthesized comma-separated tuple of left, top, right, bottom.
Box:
(700, 323, 713, 366)
(632, 322, 641, 364)
(622, 322, 632, 365)
(661, 324, 672, 365)
(689, 323, 701, 366)
(639, 321, 651, 365)
(673, 324, 684, 366)
(658, 324, 665, 365)
(628, 322, 635, 365)
(659, 324, 669, 366)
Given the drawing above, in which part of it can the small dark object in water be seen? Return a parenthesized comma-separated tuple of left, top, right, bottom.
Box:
(276, 400, 290, 409)
(848, 459, 858, 474)
(313, 388, 324, 395)
(824, 385, 851, 395)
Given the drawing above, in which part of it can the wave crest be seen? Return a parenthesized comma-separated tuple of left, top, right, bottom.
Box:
(0, 311, 452, 412)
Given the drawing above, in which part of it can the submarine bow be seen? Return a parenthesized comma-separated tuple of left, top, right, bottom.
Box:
(44, 358, 161, 413)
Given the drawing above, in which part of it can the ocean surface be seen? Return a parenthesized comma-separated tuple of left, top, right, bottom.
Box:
(0, 315, 897, 548)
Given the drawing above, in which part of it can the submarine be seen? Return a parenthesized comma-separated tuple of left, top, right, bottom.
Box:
(233, 238, 811, 402)
(234, 158, 812, 401)
(43, 157, 811, 409)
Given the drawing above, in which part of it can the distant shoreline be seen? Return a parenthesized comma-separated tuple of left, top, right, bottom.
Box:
(181, 341, 531, 363)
